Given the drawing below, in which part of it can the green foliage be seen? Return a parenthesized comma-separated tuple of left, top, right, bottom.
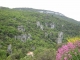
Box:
(0, 50, 6, 60)
(20, 48, 56, 60)
(35, 49, 56, 60)
(20, 56, 34, 60)
(0, 7, 80, 60)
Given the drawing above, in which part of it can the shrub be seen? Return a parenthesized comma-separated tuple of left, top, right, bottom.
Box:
(0, 50, 6, 59)
(67, 37, 80, 43)
(56, 40, 80, 60)
(35, 48, 56, 60)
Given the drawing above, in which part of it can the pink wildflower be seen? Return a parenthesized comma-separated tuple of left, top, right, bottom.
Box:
(67, 43, 75, 49)
(68, 54, 72, 58)
(56, 41, 80, 60)
(64, 57, 68, 60)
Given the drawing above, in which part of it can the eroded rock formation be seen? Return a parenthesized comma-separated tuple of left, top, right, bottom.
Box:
(56, 32, 63, 44)
(7, 44, 12, 56)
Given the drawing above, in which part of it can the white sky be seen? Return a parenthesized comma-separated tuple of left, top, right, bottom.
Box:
(0, 0, 80, 21)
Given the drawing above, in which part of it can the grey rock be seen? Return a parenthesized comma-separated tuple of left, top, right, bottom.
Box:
(50, 23, 55, 29)
(27, 33, 32, 40)
(7, 44, 12, 55)
(21, 34, 27, 42)
(40, 25, 44, 30)
(17, 25, 25, 32)
(57, 32, 63, 44)
(45, 32, 48, 37)
(36, 21, 40, 27)
(15, 33, 32, 42)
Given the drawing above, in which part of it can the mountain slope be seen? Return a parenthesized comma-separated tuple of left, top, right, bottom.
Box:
(0, 7, 80, 60)
(14, 8, 80, 25)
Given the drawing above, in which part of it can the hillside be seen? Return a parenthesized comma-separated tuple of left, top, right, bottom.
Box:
(0, 7, 80, 60)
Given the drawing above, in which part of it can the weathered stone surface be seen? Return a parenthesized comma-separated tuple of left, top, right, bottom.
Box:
(62, 25, 64, 27)
(17, 25, 25, 32)
(40, 25, 44, 30)
(50, 23, 55, 29)
(21, 34, 27, 42)
(45, 22, 55, 29)
(27, 33, 32, 40)
(7, 44, 12, 56)
(45, 32, 48, 38)
(56, 32, 63, 44)
(36, 21, 40, 27)
(15, 34, 27, 42)
(36, 21, 44, 30)
(15, 33, 32, 42)
(26, 51, 34, 57)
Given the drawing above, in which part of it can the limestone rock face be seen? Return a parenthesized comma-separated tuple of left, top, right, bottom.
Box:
(45, 32, 48, 38)
(62, 25, 64, 27)
(7, 44, 12, 56)
(36, 21, 44, 30)
(57, 32, 63, 44)
(17, 25, 25, 32)
(40, 25, 44, 30)
(15, 25, 32, 42)
(21, 34, 27, 42)
(36, 21, 40, 27)
(45, 22, 55, 29)
(27, 33, 32, 40)
(50, 23, 55, 29)
(15, 33, 32, 42)
(15, 34, 27, 42)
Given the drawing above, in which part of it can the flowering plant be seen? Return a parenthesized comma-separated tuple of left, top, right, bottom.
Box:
(67, 37, 80, 43)
(56, 40, 80, 60)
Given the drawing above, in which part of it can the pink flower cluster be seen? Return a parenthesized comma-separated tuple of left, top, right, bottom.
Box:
(56, 41, 80, 60)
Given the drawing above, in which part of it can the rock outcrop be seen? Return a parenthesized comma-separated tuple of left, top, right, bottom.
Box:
(56, 32, 63, 44)
(7, 44, 12, 56)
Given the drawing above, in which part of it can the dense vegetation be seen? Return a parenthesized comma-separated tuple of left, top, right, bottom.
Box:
(0, 7, 80, 60)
